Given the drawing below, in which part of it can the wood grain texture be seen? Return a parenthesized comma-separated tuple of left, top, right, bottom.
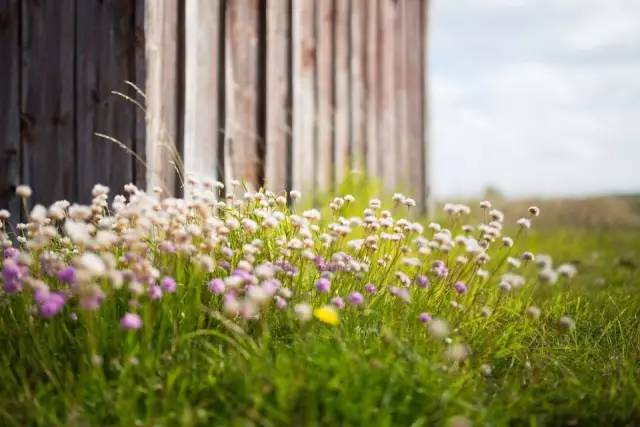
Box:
(349, 0, 366, 172)
(76, 0, 137, 202)
(395, 0, 409, 192)
(264, 0, 290, 193)
(184, 0, 221, 196)
(224, 0, 260, 189)
(315, 0, 334, 193)
(0, 0, 21, 218)
(291, 0, 315, 194)
(422, 0, 431, 214)
(133, 0, 146, 190)
(379, 0, 396, 192)
(365, 0, 379, 178)
(405, 0, 424, 207)
(21, 0, 76, 207)
(145, 0, 179, 195)
(333, 0, 350, 184)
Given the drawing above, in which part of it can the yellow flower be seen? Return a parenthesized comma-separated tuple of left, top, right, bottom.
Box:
(313, 306, 339, 326)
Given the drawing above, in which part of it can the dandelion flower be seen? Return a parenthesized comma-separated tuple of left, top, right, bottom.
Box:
(313, 305, 339, 325)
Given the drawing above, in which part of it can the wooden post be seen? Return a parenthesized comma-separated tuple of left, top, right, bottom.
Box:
(0, 0, 21, 219)
(224, 0, 260, 189)
(291, 0, 316, 195)
(334, 0, 351, 184)
(265, 0, 290, 193)
(422, 0, 432, 214)
(21, 0, 76, 207)
(379, 0, 396, 193)
(315, 0, 334, 194)
(349, 0, 366, 172)
(145, 0, 179, 196)
(184, 0, 221, 196)
(365, 0, 379, 178)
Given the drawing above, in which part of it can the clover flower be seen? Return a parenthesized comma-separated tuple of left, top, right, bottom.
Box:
(39, 292, 66, 319)
(120, 313, 143, 330)
(161, 276, 177, 293)
(453, 281, 467, 294)
(419, 312, 432, 323)
(315, 277, 331, 293)
(364, 283, 377, 294)
(208, 279, 226, 294)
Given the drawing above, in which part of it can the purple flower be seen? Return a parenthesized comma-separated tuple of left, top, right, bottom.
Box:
(219, 260, 231, 271)
(315, 277, 331, 293)
(453, 281, 468, 294)
(416, 275, 430, 289)
(331, 296, 345, 309)
(79, 288, 105, 311)
(160, 276, 177, 293)
(348, 291, 364, 306)
(432, 261, 449, 279)
(208, 278, 225, 294)
(274, 295, 287, 310)
(364, 283, 377, 294)
(34, 287, 50, 304)
(159, 241, 176, 253)
(261, 280, 279, 296)
(39, 292, 66, 319)
(149, 284, 163, 300)
(419, 312, 432, 323)
(120, 313, 143, 330)
(390, 286, 411, 303)
(2, 258, 23, 293)
(3, 247, 19, 260)
(232, 269, 253, 284)
(57, 266, 76, 284)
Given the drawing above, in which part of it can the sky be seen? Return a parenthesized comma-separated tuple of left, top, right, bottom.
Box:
(429, 0, 640, 198)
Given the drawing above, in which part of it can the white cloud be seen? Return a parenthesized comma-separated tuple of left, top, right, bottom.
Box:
(431, 0, 640, 198)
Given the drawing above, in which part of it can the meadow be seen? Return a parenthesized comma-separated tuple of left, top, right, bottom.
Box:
(0, 178, 638, 426)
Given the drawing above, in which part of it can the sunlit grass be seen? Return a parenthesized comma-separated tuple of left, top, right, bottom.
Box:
(0, 178, 638, 426)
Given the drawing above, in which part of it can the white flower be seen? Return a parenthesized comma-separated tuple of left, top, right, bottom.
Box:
(427, 318, 450, 339)
(294, 303, 312, 321)
(16, 185, 32, 198)
(517, 218, 531, 229)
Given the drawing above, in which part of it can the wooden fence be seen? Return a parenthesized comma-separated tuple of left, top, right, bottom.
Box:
(0, 0, 430, 219)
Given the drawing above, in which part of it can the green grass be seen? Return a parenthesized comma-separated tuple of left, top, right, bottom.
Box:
(0, 186, 639, 426)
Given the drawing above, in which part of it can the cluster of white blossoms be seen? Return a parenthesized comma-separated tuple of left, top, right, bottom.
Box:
(1, 180, 576, 350)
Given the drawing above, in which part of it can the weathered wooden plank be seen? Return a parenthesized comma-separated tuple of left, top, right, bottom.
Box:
(315, 0, 334, 193)
(184, 0, 221, 195)
(291, 0, 316, 194)
(333, 0, 350, 184)
(349, 0, 366, 172)
(145, 0, 179, 195)
(21, 0, 76, 207)
(379, 0, 396, 192)
(422, 0, 432, 214)
(365, 0, 379, 178)
(405, 0, 424, 208)
(224, 0, 260, 189)
(133, 0, 147, 190)
(394, 0, 409, 192)
(264, 0, 290, 193)
(76, 0, 137, 202)
(0, 0, 21, 219)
